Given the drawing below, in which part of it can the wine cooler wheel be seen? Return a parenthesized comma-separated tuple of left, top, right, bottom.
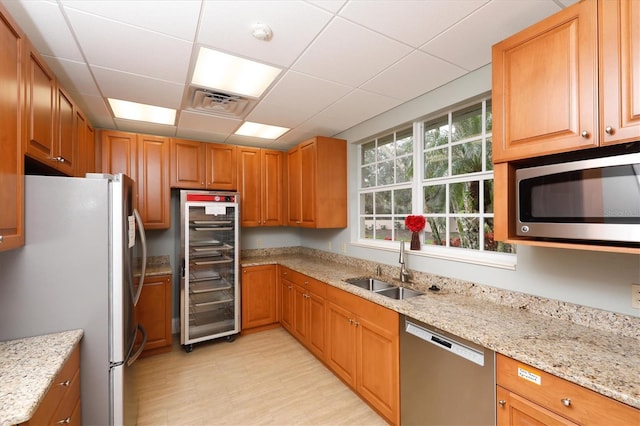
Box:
(183, 344, 193, 353)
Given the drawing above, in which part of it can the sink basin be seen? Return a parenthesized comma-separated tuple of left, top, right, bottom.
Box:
(375, 287, 424, 300)
(345, 277, 395, 291)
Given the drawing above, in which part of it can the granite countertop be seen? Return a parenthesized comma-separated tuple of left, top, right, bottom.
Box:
(0, 330, 83, 426)
(135, 255, 172, 277)
(242, 252, 640, 410)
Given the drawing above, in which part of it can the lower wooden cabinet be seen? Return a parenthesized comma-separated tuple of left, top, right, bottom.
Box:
(496, 353, 639, 426)
(286, 268, 326, 360)
(22, 343, 81, 425)
(241, 265, 278, 333)
(136, 274, 172, 356)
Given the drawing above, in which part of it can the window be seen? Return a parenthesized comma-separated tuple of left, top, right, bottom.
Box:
(358, 98, 515, 257)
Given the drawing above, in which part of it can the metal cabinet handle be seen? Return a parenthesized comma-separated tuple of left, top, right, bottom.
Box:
(353, 321, 359, 327)
(348, 319, 353, 324)
(56, 417, 71, 424)
(59, 379, 71, 387)
(581, 130, 590, 138)
(561, 398, 571, 407)
(52, 156, 67, 163)
(0, 235, 3, 243)
(498, 400, 506, 408)
(605, 126, 614, 135)
(287, 285, 292, 290)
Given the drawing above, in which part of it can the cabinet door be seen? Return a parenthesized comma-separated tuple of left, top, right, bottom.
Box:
(137, 134, 170, 229)
(136, 275, 172, 353)
(55, 87, 75, 175)
(205, 142, 236, 190)
(25, 43, 56, 165)
(101, 130, 137, 181)
(286, 146, 302, 225)
(299, 140, 317, 227)
(497, 386, 578, 426)
(75, 109, 95, 177)
(241, 265, 277, 330)
(261, 149, 283, 226)
(237, 147, 261, 227)
(600, 0, 640, 146)
(0, 5, 24, 251)
(307, 291, 325, 360)
(169, 138, 205, 189)
(279, 276, 294, 332)
(325, 300, 357, 387)
(492, 0, 598, 162)
(292, 284, 308, 343)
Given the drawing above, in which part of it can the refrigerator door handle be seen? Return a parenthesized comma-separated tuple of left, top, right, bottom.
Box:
(127, 324, 147, 367)
(132, 208, 147, 306)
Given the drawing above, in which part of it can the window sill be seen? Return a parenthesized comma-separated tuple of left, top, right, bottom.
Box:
(351, 240, 517, 270)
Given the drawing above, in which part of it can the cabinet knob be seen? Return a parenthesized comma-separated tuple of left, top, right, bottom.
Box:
(498, 400, 506, 408)
(353, 321, 359, 327)
(0, 235, 3, 243)
(605, 126, 614, 135)
(59, 379, 71, 387)
(52, 156, 67, 163)
(580, 130, 590, 138)
(561, 398, 571, 407)
(56, 417, 71, 424)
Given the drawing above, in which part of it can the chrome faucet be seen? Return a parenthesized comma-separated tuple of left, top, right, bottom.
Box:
(399, 240, 411, 283)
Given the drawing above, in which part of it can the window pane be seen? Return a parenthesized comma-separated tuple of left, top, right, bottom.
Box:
(486, 100, 492, 132)
(362, 141, 376, 164)
(424, 148, 448, 179)
(396, 156, 413, 183)
(452, 104, 482, 142)
(484, 218, 516, 253)
(396, 218, 411, 242)
(484, 179, 493, 213)
(378, 160, 394, 186)
(424, 217, 446, 246)
(375, 191, 391, 214)
(362, 216, 374, 239)
(424, 117, 448, 149)
(452, 140, 482, 175)
(450, 181, 479, 213)
(376, 217, 392, 241)
(396, 128, 413, 155)
(361, 165, 375, 188)
(486, 137, 493, 171)
(361, 192, 373, 214)
(394, 188, 412, 214)
(452, 217, 479, 249)
(378, 135, 394, 161)
(424, 184, 446, 214)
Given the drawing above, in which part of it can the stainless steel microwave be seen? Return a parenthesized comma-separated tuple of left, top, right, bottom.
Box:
(516, 152, 640, 244)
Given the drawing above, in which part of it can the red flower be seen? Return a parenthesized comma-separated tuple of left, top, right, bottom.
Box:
(405, 215, 426, 233)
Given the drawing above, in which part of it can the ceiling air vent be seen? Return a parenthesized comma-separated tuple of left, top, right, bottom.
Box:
(188, 87, 257, 119)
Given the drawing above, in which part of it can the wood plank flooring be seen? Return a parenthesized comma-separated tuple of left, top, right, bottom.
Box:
(135, 327, 387, 425)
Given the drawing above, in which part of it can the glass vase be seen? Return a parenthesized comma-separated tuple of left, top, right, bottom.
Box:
(410, 231, 421, 250)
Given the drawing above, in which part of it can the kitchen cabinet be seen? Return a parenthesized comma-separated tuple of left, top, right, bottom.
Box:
(286, 136, 347, 228)
(282, 267, 326, 360)
(0, 4, 25, 251)
(325, 285, 399, 425)
(278, 268, 294, 333)
(496, 353, 639, 426)
(237, 146, 283, 227)
(54, 86, 76, 176)
(101, 130, 170, 229)
(136, 274, 172, 357)
(170, 138, 237, 191)
(75, 109, 95, 177)
(241, 265, 278, 333)
(492, 0, 640, 163)
(23, 343, 81, 425)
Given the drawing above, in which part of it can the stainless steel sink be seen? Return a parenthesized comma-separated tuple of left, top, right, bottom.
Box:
(345, 277, 395, 291)
(375, 287, 424, 300)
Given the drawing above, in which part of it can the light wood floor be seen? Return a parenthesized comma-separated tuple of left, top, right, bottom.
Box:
(135, 327, 388, 425)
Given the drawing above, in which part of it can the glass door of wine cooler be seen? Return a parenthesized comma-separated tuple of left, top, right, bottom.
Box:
(180, 191, 239, 352)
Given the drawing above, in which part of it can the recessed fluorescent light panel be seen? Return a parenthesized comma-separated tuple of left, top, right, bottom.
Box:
(235, 121, 289, 139)
(108, 98, 176, 125)
(192, 47, 281, 98)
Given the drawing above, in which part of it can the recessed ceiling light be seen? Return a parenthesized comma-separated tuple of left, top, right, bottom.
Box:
(192, 47, 281, 98)
(108, 98, 176, 125)
(235, 121, 289, 139)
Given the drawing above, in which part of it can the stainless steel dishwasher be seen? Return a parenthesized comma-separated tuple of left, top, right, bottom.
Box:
(401, 315, 496, 425)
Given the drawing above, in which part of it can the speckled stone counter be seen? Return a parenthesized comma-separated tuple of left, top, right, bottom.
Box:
(0, 329, 83, 426)
(135, 255, 172, 277)
(242, 249, 640, 410)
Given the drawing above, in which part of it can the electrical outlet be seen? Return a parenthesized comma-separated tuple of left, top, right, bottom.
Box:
(632, 284, 640, 309)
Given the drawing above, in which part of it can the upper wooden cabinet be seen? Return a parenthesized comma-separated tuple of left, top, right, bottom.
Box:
(170, 138, 237, 191)
(101, 130, 170, 229)
(0, 4, 25, 251)
(75, 109, 96, 177)
(492, 0, 640, 163)
(237, 147, 283, 227)
(287, 136, 347, 228)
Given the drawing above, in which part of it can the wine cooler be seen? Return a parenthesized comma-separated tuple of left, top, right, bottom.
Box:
(179, 190, 240, 352)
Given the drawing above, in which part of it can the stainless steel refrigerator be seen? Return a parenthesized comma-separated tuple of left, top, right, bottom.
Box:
(179, 190, 240, 352)
(0, 173, 147, 425)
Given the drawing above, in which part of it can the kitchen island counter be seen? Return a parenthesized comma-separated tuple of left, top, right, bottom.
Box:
(0, 329, 83, 426)
(242, 250, 640, 411)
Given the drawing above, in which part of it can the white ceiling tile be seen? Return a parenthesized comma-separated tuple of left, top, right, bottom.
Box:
(226, 134, 287, 148)
(293, 17, 412, 87)
(64, 8, 193, 83)
(76, 94, 116, 129)
(421, 0, 562, 71)
(177, 110, 242, 136)
(92, 66, 185, 109)
(61, 0, 202, 41)
(339, 0, 488, 47)
(246, 101, 310, 129)
(197, 1, 333, 68)
(114, 118, 177, 137)
(306, 0, 347, 14)
(361, 51, 467, 101)
(41, 55, 100, 97)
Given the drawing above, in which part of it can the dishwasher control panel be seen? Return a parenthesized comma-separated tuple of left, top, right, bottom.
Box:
(405, 320, 485, 366)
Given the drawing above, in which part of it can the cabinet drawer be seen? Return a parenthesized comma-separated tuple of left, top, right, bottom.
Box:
(280, 267, 324, 295)
(50, 367, 80, 425)
(497, 354, 638, 425)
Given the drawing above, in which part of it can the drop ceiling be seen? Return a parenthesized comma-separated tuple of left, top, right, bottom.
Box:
(2, 0, 577, 149)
